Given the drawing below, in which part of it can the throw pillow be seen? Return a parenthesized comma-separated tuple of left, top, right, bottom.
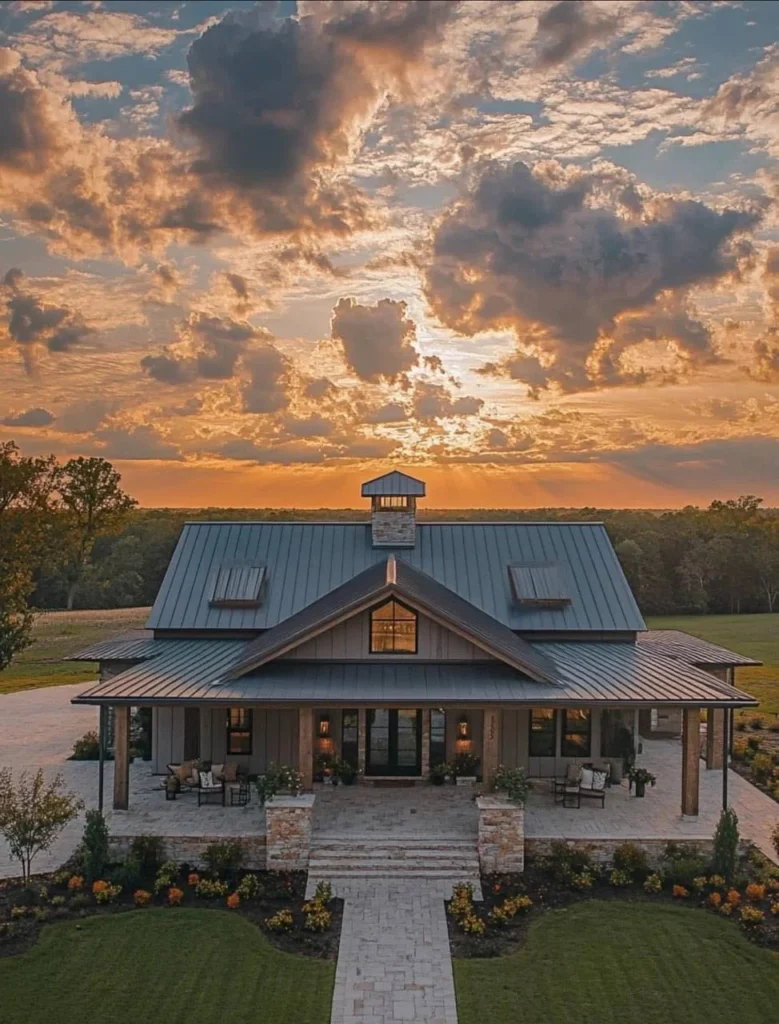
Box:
(580, 767, 594, 790)
(223, 762, 238, 782)
(211, 763, 224, 781)
(199, 770, 215, 790)
(565, 762, 582, 784)
(591, 770, 607, 791)
(177, 760, 194, 785)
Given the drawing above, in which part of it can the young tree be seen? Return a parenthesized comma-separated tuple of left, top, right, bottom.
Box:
(59, 457, 137, 610)
(0, 768, 83, 885)
(712, 807, 739, 882)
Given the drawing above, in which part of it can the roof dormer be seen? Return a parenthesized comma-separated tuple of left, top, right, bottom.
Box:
(361, 470, 425, 548)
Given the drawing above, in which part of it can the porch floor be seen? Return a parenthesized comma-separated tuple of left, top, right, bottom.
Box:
(312, 782, 478, 839)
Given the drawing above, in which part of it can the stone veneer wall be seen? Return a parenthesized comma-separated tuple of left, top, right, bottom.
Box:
(265, 794, 315, 872)
(108, 834, 267, 870)
(476, 796, 525, 874)
(524, 837, 720, 869)
(371, 505, 416, 547)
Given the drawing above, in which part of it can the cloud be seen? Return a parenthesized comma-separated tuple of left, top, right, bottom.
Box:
(703, 44, 779, 154)
(280, 415, 334, 439)
(219, 438, 326, 465)
(412, 382, 483, 421)
(425, 160, 760, 394)
(364, 401, 408, 424)
(2, 267, 94, 372)
(148, 264, 181, 305)
(750, 247, 779, 381)
(93, 424, 181, 461)
(240, 344, 292, 415)
(331, 296, 419, 381)
(59, 398, 112, 434)
(2, 406, 54, 427)
(533, 0, 619, 68)
(304, 377, 336, 400)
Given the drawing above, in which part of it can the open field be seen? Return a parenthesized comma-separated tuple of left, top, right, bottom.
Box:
(647, 613, 779, 716)
(454, 901, 779, 1024)
(0, 608, 149, 695)
(0, 908, 334, 1024)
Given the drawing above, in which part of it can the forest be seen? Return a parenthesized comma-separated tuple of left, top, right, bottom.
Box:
(2, 440, 777, 672)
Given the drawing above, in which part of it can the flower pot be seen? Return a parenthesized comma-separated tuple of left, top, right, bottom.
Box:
(634, 780, 646, 798)
(431, 775, 445, 786)
(341, 774, 356, 786)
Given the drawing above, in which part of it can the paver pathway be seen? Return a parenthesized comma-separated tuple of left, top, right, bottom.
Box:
(331, 880, 458, 1024)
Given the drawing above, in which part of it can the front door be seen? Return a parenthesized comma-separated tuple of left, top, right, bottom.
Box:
(366, 708, 422, 776)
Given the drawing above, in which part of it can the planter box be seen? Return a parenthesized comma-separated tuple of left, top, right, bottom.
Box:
(456, 776, 477, 786)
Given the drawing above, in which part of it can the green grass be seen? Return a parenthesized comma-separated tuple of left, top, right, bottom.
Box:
(0, 607, 149, 694)
(0, 908, 334, 1024)
(647, 613, 779, 715)
(454, 901, 779, 1024)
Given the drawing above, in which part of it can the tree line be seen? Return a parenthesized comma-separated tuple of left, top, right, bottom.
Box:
(2, 440, 778, 668)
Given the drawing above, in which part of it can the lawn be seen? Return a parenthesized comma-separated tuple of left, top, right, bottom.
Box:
(647, 613, 779, 715)
(0, 908, 334, 1024)
(454, 901, 779, 1024)
(0, 607, 149, 695)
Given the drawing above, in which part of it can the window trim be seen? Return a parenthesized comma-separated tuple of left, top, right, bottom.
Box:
(561, 708, 591, 759)
(226, 707, 253, 756)
(429, 708, 447, 767)
(369, 598, 419, 655)
(528, 707, 556, 758)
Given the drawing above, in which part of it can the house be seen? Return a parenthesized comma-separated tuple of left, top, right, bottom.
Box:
(71, 470, 758, 819)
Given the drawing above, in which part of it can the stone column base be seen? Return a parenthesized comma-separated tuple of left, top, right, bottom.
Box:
(265, 794, 315, 872)
(476, 796, 525, 874)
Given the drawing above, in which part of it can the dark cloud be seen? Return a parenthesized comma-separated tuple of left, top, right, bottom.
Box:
(219, 438, 326, 464)
(534, 0, 620, 68)
(0, 48, 67, 175)
(364, 401, 407, 424)
(425, 161, 760, 394)
(93, 424, 181, 461)
(304, 377, 336, 400)
(141, 312, 271, 385)
(2, 267, 94, 372)
(59, 399, 112, 434)
(2, 407, 54, 427)
(750, 248, 779, 381)
(280, 414, 334, 439)
(412, 382, 483, 421)
(331, 297, 419, 381)
(149, 263, 181, 304)
(240, 344, 291, 414)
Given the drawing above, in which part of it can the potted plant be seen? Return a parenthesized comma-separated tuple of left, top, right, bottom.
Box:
(491, 765, 531, 806)
(336, 760, 357, 785)
(627, 766, 656, 798)
(430, 762, 449, 786)
(452, 752, 480, 786)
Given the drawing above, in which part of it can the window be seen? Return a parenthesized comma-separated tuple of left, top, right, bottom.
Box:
(341, 709, 358, 769)
(226, 708, 252, 755)
(562, 709, 591, 758)
(370, 599, 417, 653)
(376, 495, 410, 508)
(430, 709, 446, 766)
(529, 708, 556, 757)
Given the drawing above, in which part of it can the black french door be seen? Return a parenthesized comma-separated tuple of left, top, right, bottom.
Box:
(366, 709, 422, 776)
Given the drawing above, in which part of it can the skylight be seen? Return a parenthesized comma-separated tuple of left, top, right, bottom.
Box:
(508, 564, 570, 607)
(210, 565, 266, 607)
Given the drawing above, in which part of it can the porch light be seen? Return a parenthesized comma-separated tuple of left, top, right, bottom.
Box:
(457, 714, 471, 740)
(319, 714, 330, 738)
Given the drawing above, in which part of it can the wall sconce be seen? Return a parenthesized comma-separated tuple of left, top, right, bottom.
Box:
(457, 714, 471, 740)
(319, 714, 330, 738)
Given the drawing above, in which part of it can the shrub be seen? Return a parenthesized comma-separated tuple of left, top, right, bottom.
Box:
(545, 841, 593, 882)
(643, 874, 663, 894)
(203, 840, 244, 879)
(167, 887, 184, 906)
(69, 731, 101, 760)
(69, 893, 90, 911)
(67, 875, 84, 891)
(718, 902, 734, 916)
(303, 900, 331, 932)
(226, 892, 240, 909)
(570, 871, 594, 891)
(726, 889, 741, 906)
(452, 752, 480, 778)
(771, 902, 779, 916)
(712, 807, 740, 882)
(187, 872, 200, 887)
(666, 855, 709, 888)
(772, 823, 779, 862)
(52, 870, 70, 887)
(613, 842, 649, 879)
(491, 765, 530, 806)
(708, 892, 722, 908)
(735, 718, 747, 732)
(93, 881, 121, 904)
(749, 717, 764, 731)
(460, 912, 486, 935)
(692, 876, 709, 895)
(266, 909, 294, 932)
(37, 885, 49, 903)
(153, 860, 179, 895)
(133, 890, 152, 907)
(609, 869, 632, 888)
(731, 739, 748, 761)
(709, 874, 726, 890)
(130, 835, 166, 876)
(235, 874, 262, 900)
(256, 763, 303, 805)
(747, 735, 761, 752)
(110, 854, 142, 891)
(10, 906, 27, 920)
(50, 895, 66, 908)
(33, 907, 50, 923)
(195, 878, 229, 899)
(76, 810, 110, 882)
(740, 905, 764, 927)
(314, 880, 333, 903)
(488, 894, 533, 925)
(672, 885, 689, 899)
(746, 882, 765, 902)
(750, 753, 774, 783)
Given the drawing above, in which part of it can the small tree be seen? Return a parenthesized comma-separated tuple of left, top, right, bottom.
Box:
(712, 807, 739, 882)
(77, 809, 110, 881)
(0, 768, 82, 885)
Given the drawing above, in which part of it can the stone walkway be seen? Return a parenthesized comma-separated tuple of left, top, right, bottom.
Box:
(331, 880, 458, 1024)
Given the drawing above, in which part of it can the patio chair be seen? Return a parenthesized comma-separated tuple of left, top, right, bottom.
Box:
(577, 765, 608, 808)
(196, 769, 225, 807)
(553, 762, 583, 808)
(166, 760, 200, 792)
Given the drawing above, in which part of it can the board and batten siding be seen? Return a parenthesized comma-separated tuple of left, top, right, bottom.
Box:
(500, 708, 602, 778)
(288, 609, 492, 661)
(152, 706, 186, 773)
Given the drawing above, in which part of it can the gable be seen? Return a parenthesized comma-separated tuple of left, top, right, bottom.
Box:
(287, 607, 493, 662)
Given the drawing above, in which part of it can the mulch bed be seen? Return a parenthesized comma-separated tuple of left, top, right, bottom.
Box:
(0, 869, 342, 961)
(447, 863, 779, 959)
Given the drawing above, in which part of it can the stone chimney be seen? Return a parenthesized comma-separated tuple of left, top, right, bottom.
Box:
(361, 470, 426, 548)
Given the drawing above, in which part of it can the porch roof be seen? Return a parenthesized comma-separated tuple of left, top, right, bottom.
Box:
(71, 639, 757, 707)
(636, 629, 762, 668)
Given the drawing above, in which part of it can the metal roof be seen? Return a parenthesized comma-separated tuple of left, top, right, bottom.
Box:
(145, 522, 644, 633)
(69, 629, 156, 662)
(210, 564, 266, 607)
(71, 639, 757, 707)
(361, 471, 426, 497)
(509, 563, 569, 605)
(227, 556, 557, 682)
(637, 630, 762, 668)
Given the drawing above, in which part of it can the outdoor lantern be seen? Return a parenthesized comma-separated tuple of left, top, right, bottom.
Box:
(458, 714, 471, 740)
(319, 714, 330, 737)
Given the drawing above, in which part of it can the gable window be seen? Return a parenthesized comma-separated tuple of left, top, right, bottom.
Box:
(226, 708, 252, 755)
(529, 708, 556, 757)
(562, 709, 591, 758)
(370, 599, 417, 653)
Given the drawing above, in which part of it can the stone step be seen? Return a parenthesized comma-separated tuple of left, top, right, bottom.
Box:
(312, 836, 476, 849)
(309, 859, 479, 874)
(308, 867, 480, 880)
(310, 845, 478, 858)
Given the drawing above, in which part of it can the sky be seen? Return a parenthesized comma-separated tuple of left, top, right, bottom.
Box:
(0, 0, 778, 509)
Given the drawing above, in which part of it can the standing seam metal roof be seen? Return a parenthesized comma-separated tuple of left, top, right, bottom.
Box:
(637, 630, 762, 667)
(145, 522, 645, 633)
(361, 471, 426, 496)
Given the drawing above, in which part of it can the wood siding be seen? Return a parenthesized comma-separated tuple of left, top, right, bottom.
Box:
(288, 609, 492, 661)
(499, 708, 602, 778)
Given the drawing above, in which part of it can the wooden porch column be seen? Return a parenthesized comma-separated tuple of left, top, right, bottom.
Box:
(357, 708, 366, 776)
(706, 708, 725, 770)
(420, 709, 431, 779)
(681, 707, 701, 817)
(482, 708, 500, 786)
(112, 705, 130, 810)
(298, 708, 313, 791)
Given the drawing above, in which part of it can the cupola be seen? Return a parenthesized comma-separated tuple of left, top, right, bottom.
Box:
(361, 470, 426, 548)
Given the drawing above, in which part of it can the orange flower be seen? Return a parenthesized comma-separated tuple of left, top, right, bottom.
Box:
(726, 889, 741, 906)
(187, 873, 200, 887)
(227, 892, 240, 909)
(133, 890, 152, 907)
(708, 892, 722, 908)
(168, 887, 184, 906)
(67, 876, 84, 891)
(746, 883, 765, 902)
(92, 880, 108, 895)
(492, 882, 502, 893)
(672, 885, 689, 899)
